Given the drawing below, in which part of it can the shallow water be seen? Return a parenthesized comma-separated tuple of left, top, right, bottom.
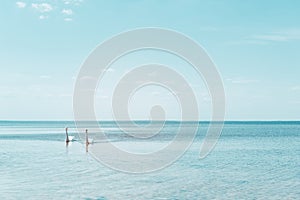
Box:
(0, 121, 299, 199)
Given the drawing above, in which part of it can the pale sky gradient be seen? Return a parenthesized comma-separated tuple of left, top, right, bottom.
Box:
(0, 0, 300, 120)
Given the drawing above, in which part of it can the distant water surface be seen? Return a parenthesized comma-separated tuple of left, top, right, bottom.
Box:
(0, 121, 299, 199)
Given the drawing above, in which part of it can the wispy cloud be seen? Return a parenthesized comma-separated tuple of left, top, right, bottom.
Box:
(289, 100, 300, 104)
(104, 68, 115, 73)
(151, 91, 161, 96)
(229, 28, 300, 45)
(59, 94, 72, 97)
(32, 3, 53, 13)
(39, 15, 49, 20)
(62, 8, 73, 22)
(249, 29, 300, 43)
(62, 9, 73, 15)
(252, 35, 289, 42)
(17, 1, 84, 21)
(198, 26, 219, 32)
(96, 95, 109, 99)
(200, 92, 211, 102)
(64, 18, 73, 22)
(290, 86, 300, 91)
(62, 0, 84, 6)
(39, 75, 51, 79)
(80, 76, 97, 82)
(16, 1, 26, 8)
(226, 78, 259, 84)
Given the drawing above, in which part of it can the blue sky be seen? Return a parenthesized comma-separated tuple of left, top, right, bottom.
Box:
(0, 0, 300, 120)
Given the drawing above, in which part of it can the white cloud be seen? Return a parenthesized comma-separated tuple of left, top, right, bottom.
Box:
(80, 76, 97, 81)
(104, 68, 115, 73)
(17, 1, 85, 21)
(63, 0, 84, 6)
(226, 40, 268, 46)
(250, 29, 300, 42)
(39, 15, 49, 20)
(59, 94, 72, 97)
(151, 91, 161, 96)
(16, 1, 26, 8)
(229, 28, 300, 46)
(290, 100, 300, 104)
(64, 18, 73, 22)
(252, 35, 289, 42)
(62, 9, 73, 15)
(96, 95, 109, 99)
(39, 75, 51, 79)
(291, 86, 300, 91)
(31, 3, 53, 13)
(63, 0, 70, 5)
(226, 78, 259, 84)
(198, 26, 219, 32)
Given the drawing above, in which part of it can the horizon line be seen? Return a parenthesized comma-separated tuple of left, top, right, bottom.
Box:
(0, 120, 299, 122)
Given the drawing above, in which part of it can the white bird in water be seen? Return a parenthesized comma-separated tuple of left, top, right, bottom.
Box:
(85, 129, 93, 145)
(65, 127, 75, 143)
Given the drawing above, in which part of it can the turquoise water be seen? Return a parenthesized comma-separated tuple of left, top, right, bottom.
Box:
(0, 121, 299, 199)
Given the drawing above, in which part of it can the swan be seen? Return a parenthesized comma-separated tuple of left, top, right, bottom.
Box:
(85, 129, 94, 145)
(65, 127, 75, 143)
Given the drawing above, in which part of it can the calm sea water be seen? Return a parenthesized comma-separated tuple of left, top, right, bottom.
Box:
(0, 121, 299, 199)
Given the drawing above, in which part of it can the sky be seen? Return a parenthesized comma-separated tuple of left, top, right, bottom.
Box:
(0, 0, 300, 121)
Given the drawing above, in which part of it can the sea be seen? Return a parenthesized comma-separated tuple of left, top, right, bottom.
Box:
(0, 121, 299, 199)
